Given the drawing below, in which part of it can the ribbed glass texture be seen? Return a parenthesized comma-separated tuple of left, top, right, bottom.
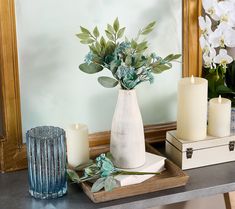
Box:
(26, 126, 67, 199)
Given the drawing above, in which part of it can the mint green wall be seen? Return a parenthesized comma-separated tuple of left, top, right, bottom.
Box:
(15, 0, 182, 141)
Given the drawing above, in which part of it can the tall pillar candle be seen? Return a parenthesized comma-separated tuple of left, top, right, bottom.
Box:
(177, 76, 208, 141)
(208, 96, 231, 137)
(66, 124, 89, 168)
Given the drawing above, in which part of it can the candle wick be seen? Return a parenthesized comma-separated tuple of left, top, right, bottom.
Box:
(218, 95, 222, 104)
(190, 75, 195, 84)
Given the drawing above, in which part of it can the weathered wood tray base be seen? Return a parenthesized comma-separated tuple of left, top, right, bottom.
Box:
(80, 143, 189, 203)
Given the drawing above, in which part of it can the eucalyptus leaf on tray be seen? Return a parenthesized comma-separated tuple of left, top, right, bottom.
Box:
(67, 152, 161, 193)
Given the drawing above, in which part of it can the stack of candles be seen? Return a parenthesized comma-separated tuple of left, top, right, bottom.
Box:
(177, 75, 231, 141)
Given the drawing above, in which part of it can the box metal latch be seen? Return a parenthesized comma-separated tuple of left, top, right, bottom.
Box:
(186, 148, 193, 159)
(229, 141, 235, 151)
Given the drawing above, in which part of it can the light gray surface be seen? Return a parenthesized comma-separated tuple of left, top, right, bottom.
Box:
(1, 161, 235, 209)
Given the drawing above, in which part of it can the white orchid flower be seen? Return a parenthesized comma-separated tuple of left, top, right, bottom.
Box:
(199, 15, 212, 35)
(228, 2, 235, 27)
(214, 49, 233, 68)
(215, 0, 235, 27)
(203, 47, 216, 68)
(200, 35, 210, 53)
(202, 0, 219, 20)
(209, 23, 235, 48)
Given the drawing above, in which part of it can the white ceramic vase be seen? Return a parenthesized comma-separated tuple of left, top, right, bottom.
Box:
(110, 89, 145, 169)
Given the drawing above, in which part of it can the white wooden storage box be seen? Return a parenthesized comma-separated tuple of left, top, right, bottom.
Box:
(166, 131, 235, 170)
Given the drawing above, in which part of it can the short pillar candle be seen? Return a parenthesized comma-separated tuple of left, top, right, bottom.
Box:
(177, 76, 208, 141)
(208, 96, 231, 137)
(66, 124, 89, 168)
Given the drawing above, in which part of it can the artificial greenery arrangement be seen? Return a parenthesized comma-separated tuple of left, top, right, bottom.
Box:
(199, 0, 235, 105)
(67, 153, 160, 192)
(76, 18, 181, 90)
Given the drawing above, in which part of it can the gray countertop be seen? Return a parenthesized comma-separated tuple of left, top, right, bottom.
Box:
(1, 161, 235, 209)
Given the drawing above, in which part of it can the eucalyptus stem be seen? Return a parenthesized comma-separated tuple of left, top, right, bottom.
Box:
(114, 33, 117, 45)
(88, 32, 97, 42)
(135, 30, 141, 42)
(172, 60, 182, 63)
(79, 174, 100, 183)
(93, 60, 106, 69)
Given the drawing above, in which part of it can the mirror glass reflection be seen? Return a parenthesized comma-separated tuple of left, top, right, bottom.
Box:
(14, 0, 182, 142)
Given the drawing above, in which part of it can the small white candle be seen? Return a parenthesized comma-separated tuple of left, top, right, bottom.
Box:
(177, 76, 208, 141)
(66, 124, 89, 168)
(208, 96, 231, 137)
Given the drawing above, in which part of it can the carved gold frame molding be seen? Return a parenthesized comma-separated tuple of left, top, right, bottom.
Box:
(183, 0, 202, 77)
(0, 0, 202, 172)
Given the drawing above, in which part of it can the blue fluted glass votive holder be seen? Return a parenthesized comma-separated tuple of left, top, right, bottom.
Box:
(26, 126, 67, 199)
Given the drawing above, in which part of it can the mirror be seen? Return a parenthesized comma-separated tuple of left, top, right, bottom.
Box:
(0, 0, 201, 171)
(15, 0, 182, 141)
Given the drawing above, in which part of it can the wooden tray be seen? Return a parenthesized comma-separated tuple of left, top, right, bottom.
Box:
(80, 143, 189, 203)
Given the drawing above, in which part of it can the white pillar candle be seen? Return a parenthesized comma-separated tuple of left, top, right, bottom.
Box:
(177, 76, 208, 141)
(66, 124, 89, 168)
(208, 95, 231, 137)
